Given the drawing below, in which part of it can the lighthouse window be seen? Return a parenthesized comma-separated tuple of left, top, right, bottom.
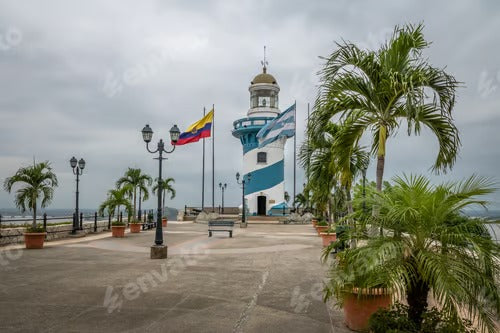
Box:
(257, 152, 267, 163)
(258, 96, 271, 107)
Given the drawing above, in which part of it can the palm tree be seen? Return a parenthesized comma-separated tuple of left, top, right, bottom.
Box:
(116, 168, 152, 221)
(98, 186, 133, 221)
(293, 193, 307, 211)
(152, 177, 176, 218)
(324, 175, 500, 332)
(313, 23, 460, 192)
(3, 161, 58, 229)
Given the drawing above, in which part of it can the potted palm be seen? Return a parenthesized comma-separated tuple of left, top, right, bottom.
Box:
(3, 161, 58, 249)
(323, 175, 500, 332)
(99, 187, 132, 238)
(320, 225, 337, 247)
(116, 167, 152, 231)
(152, 177, 175, 228)
(315, 219, 328, 235)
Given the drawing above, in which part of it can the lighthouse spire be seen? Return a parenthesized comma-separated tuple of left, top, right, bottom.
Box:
(261, 45, 268, 73)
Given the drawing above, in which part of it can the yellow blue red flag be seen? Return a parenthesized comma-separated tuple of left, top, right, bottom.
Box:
(175, 109, 213, 145)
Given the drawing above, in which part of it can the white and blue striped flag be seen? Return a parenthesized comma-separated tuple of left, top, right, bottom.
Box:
(256, 103, 296, 148)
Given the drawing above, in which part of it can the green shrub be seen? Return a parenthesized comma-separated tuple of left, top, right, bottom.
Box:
(25, 225, 46, 233)
(369, 303, 477, 333)
(111, 221, 125, 226)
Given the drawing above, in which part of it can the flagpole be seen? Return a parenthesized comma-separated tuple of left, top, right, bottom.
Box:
(307, 102, 310, 185)
(212, 104, 215, 213)
(202, 107, 206, 211)
(307, 102, 310, 211)
(293, 100, 297, 211)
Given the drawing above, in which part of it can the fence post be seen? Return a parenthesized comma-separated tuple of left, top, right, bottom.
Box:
(108, 214, 111, 230)
(0, 214, 2, 238)
(43, 213, 47, 230)
(79, 212, 83, 230)
(94, 212, 97, 232)
(72, 213, 76, 233)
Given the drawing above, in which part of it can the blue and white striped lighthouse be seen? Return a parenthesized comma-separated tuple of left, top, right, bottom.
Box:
(232, 64, 286, 216)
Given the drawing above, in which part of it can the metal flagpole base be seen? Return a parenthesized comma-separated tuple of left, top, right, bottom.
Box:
(240, 222, 247, 228)
(150, 245, 168, 259)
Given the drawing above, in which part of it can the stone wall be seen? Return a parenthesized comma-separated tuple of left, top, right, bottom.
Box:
(0, 221, 111, 246)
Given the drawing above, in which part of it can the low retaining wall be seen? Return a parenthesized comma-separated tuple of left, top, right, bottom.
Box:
(0, 221, 110, 246)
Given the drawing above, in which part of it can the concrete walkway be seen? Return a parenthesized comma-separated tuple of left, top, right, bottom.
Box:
(0, 222, 351, 333)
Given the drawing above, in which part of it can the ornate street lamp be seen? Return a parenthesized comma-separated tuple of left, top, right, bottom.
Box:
(236, 172, 251, 228)
(141, 124, 180, 259)
(70, 156, 85, 234)
(218, 182, 227, 214)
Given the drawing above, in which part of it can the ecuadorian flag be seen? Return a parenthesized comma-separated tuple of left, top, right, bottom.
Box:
(175, 109, 213, 145)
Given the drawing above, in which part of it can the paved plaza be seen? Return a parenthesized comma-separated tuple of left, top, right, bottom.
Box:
(0, 222, 351, 333)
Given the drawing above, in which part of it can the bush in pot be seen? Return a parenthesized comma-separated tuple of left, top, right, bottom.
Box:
(129, 220, 142, 233)
(111, 221, 126, 237)
(3, 161, 58, 249)
(315, 219, 329, 235)
(323, 175, 500, 332)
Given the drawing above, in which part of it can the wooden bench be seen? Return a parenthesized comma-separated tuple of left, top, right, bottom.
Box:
(208, 220, 234, 237)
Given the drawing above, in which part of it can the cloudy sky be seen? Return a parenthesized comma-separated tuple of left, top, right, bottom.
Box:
(0, 0, 499, 212)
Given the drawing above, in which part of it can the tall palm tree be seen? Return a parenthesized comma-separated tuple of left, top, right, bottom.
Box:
(324, 175, 499, 332)
(98, 186, 133, 221)
(116, 168, 152, 221)
(152, 177, 176, 218)
(3, 161, 58, 229)
(313, 23, 460, 192)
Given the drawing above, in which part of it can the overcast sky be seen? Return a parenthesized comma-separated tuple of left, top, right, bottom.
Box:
(0, 0, 499, 212)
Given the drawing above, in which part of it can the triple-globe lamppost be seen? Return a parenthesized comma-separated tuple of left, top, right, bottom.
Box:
(235, 172, 251, 228)
(70, 156, 85, 234)
(141, 124, 180, 259)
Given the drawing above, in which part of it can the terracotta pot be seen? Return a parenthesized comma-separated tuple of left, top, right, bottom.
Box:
(24, 232, 46, 249)
(129, 223, 141, 233)
(162, 217, 167, 227)
(320, 232, 336, 247)
(343, 289, 392, 331)
(316, 225, 328, 235)
(111, 225, 126, 237)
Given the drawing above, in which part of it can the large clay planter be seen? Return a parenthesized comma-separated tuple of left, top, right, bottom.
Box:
(129, 223, 141, 233)
(24, 232, 46, 249)
(316, 225, 328, 235)
(320, 232, 336, 247)
(343, 289, 392, 331)
(162, 217, 167, 227)
(111, 225, 126, 237)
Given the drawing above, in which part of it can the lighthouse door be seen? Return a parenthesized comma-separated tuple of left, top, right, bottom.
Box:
(257, 196, 266, 215)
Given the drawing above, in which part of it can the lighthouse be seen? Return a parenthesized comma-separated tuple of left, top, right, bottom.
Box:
(232, 62, 287, 216)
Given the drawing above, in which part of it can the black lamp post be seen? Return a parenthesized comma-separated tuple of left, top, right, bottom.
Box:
(236, 172, 251, 228)
(70, 156, 85, 234)
(362, 166, 367, 214)
(141, 124, 180, 259)
(218, 182, 227, 214)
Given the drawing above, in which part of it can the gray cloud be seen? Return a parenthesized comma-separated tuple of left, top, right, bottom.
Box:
(1, 0, 499, 211)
